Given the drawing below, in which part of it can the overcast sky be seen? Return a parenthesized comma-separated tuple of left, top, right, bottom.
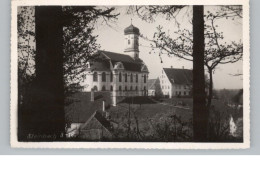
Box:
(93, 6, 243, 89)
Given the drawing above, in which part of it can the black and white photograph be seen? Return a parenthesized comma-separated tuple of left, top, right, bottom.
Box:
(10, 0, 250, 149)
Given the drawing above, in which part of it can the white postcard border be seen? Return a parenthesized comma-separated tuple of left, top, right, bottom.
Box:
(10, 0, 250, 149)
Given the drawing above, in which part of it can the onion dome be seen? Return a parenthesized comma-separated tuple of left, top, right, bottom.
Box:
(124, 24, 140, 35)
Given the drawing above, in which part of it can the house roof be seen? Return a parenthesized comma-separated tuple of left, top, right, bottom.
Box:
(163, 68, 193, 85)
(65, 92, 111, 123)
(80, 110, 114, 134)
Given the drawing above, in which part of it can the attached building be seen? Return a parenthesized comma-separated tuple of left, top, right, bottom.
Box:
(159, 67, 193, 98)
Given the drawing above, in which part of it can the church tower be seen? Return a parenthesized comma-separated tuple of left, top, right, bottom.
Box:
(124, 22, 140, 60)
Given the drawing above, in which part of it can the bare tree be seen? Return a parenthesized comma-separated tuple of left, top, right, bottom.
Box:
(150, 7, 243, 111)
(128, 5, 208, 141)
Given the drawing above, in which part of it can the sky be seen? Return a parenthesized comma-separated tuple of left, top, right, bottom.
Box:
(93, 6, 243, 89)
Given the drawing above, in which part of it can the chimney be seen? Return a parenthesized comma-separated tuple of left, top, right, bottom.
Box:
(102, 101, 106, 112)
(90, 90, 94, 102)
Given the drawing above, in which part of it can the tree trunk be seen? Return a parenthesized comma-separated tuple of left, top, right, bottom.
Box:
(26, 6, 65, 141)
(192, 6, 208, 142)
(207, 69, 213, 110)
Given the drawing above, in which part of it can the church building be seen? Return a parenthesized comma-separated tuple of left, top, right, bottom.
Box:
(81, 24, 149, 105)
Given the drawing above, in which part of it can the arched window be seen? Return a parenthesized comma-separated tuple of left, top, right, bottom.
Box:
(102, 72, 106, 82)
(119, 72, 122, 82)
(93, 86, 98, 91)
(125, 86, 128, 91)
(119, 86, 122, 91)
(110, 85, 113, 91)
(125, 73, 127, 82)
(136, 74, 138, 83)
(93, 72, 98, 82)
(110, 72, 113, 82)
(102, 86, 106, 91)
(130, 73, 133, 82)
(144, 75, 147, 83)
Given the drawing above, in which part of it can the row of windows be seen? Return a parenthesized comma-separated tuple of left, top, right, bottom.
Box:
(175, 91, 191, 96)
(93, 72, 147, 83)
(162, 85, 170, 90)
(174, 85, 188, 89)
(92, 85, 146, 91)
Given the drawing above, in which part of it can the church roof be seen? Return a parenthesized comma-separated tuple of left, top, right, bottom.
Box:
(94, 50, 144, 72)
(163, 68, 193, 85)
(124, 24, 140, 35)
(101, 50, 142, 63)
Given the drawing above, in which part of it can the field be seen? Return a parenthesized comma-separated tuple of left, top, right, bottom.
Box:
(107, 97, 193, 141)
(106, 96, 243, 142)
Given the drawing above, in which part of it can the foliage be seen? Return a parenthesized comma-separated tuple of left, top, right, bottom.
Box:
(62, 7, 119, 93)
(17, 7, 36, 105)
(18, 6, 119, 95)
(208, 105, 243, 142)
(127, 5, 185, 25)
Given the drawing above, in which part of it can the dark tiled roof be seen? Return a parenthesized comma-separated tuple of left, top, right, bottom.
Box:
(124, 24, 140, 35)
(100, 51, 143, 72)
(80, 110, 114, 134)
(65, 92, 111, 123)
(163, 68, 192, 85)
(101, 51, 142, 63)
(89, 59, 111, 72)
